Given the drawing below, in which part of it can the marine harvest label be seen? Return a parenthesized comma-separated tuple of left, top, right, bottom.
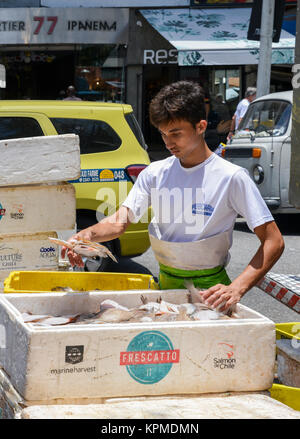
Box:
(120, 331, 180, 385)
(65, 345, 84, 364)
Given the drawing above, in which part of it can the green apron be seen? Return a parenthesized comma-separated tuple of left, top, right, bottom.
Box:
(158, 262, 231, 290)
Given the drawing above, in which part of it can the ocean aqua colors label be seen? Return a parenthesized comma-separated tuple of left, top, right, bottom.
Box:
(120, 331, 180, 385)
(0, 203, 5, 221)
(69, 168, 130, 184)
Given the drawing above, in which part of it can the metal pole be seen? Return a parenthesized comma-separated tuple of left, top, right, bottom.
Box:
(256, 0, 275, 98)
(289, 0, 300, 208)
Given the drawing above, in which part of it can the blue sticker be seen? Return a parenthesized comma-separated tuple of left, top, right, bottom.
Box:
(192, 203, 214, 216)
(69, 168, 130, 183)
(120, 331, 180, 385)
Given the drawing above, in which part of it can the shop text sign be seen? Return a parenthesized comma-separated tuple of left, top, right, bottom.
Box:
(0, 8, 129, 44)
(144, 49, 178, 65)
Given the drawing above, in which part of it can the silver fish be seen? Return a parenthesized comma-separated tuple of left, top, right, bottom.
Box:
(34, 314, 80, 326)
(183, 279, 235, 317)
(21, 312, 51, 323)
(48, 237, 118, 263)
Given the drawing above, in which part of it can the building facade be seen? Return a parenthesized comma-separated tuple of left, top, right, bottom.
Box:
(0, 1, 296, 155)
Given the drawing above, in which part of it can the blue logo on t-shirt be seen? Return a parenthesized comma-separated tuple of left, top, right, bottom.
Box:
(192, 203, 214, 216)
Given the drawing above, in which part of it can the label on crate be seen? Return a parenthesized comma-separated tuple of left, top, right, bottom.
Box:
(120, 330, 180, 385)
(213, 342, 236, 369)
(0, 203, 5, 221)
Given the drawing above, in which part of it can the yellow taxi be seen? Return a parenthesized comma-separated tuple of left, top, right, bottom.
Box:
(0, 100, 151, 271)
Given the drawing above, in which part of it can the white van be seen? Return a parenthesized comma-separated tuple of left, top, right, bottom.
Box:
(223, 90, 296, 214)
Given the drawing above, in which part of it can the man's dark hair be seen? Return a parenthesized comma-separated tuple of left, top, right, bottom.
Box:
(149, 81, 206, 128)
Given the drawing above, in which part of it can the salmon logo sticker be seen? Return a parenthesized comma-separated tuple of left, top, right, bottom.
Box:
(218, 342, 234, 359)
(120, 331, 180, 384)
(214, 342, 236, 369)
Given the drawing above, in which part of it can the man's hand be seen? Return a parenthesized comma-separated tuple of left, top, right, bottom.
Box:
(198, 283, 243, 312)
(61, 230, 92, 268)
(199, 221, 284, 312)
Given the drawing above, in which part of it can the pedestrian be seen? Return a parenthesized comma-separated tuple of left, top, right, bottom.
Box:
(62, 80, 284, 312)
(227, 86, 256, 140)
(63, 85, 82, 101)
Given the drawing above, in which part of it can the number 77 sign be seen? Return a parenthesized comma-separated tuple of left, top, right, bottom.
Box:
(33, 16, 58, 35)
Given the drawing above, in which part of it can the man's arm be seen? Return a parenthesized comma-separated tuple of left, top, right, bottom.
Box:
(227, 114, 236, 140)
(199, 221, 285, 311)
(61, 205, 132, 267)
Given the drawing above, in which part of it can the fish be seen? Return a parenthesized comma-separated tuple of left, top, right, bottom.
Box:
(48, 237, 118, 263)
(35, 314, 80, 326)
(21, 312, 51, 323)
(21, 292, 239, 327)
(183, 279, 236, 317)
(51, 286, 77, 292)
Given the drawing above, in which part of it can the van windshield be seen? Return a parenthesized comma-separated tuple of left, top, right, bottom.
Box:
(235, 99, 292, 139)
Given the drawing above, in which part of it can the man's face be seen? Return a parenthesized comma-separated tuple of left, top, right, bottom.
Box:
(158, 119, 206, 161)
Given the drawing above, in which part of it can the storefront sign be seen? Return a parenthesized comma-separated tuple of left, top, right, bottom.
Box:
(143, 49, 178, 64)
(190, 0, 253, 5)
(41, 1, 189, 6)
(0, 8, 129, 44)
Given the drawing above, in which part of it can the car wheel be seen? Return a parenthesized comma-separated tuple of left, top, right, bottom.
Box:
(84, 241, 115, 272)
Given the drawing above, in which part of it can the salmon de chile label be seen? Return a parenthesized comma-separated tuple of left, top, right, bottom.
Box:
(120, 331, 180, 385)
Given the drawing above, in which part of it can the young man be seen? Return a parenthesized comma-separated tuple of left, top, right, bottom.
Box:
(62, 81, 284, 312)
(227, 87, 257, 140)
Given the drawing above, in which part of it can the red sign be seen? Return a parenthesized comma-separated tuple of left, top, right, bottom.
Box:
(120, 349, 180, 366)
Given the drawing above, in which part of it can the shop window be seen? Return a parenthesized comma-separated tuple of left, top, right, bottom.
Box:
(75, 45, 126, 103)
(0, 117, 43, 140)
(51, 118, 121, 154)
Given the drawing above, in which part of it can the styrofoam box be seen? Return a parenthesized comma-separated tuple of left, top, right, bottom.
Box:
(18, 394, 300, 420)
(0, 290, 276, 402)
(1, 369, 300, 420)
(0, 134, 80, 186)
(0, 232, 59, 280)
(0, 183, 76, 233)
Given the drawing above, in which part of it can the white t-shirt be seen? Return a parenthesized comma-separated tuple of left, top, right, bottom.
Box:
(122, 154, 273, 246)
(234, 98, 250, 130)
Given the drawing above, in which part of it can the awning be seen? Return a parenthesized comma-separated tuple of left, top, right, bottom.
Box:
(140, 8, 295, 66)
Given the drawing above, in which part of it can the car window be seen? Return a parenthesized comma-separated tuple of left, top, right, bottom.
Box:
(0, 117, 44, 140)
(50, 118, 121, 154)
(125, 112, 147, 150)
(235, 99, 292, 139)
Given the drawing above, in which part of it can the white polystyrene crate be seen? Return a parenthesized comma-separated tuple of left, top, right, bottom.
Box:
(0, 183, 76, 234)
(19, 394, 300, 420)
(1, 367, 300, 420)
(0, 290, 276, 402)
(0, 134, 80, 186)
(0, 232, 59, 280)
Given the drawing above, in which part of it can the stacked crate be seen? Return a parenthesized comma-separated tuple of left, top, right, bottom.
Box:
(0, 134, 81, 285)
